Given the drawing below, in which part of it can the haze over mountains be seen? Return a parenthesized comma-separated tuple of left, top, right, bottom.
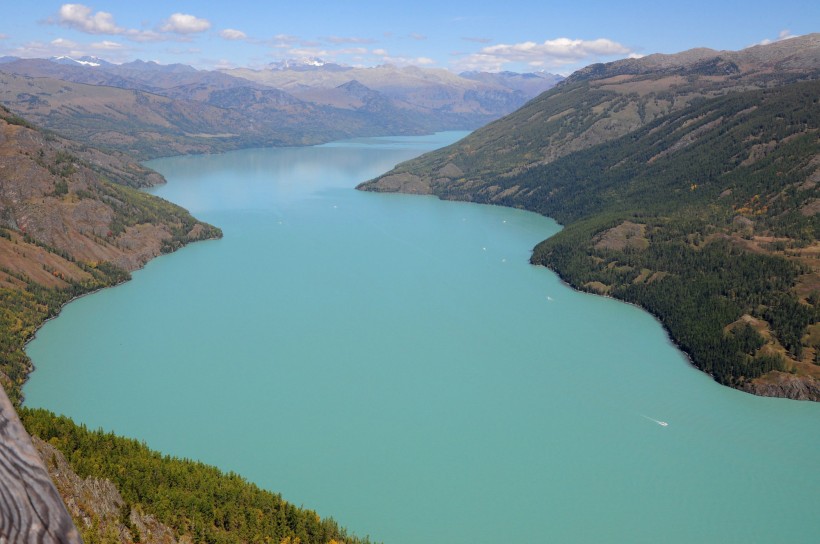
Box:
(0, 55, 561, 159)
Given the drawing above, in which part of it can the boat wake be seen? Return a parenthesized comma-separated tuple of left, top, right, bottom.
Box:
(640, 414, 669, 427)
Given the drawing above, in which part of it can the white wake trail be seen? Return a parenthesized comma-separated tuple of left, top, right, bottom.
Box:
(640, 414, 669, 427)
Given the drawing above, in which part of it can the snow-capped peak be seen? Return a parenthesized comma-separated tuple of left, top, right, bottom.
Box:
(49, 55, 109, 67)
(304, 57, 325, 67)
(268, 57, 327, 70)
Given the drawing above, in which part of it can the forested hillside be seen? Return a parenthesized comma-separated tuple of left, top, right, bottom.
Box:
(22, 408, 374, 544)
(361, 37, 820, 399)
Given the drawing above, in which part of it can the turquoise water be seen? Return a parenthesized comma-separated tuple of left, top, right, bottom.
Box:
(25, 132, 820, 543)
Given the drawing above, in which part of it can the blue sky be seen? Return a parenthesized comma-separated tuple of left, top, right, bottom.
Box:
(0, 1, 817, 74)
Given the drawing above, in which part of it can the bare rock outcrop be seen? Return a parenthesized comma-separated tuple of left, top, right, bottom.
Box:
(33, 437, 186, 544)
(742, 372, 820, 401)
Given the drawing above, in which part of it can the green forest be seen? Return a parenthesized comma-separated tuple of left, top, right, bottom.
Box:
(22, 408, 373, 544)
(490, 80, 820, 384)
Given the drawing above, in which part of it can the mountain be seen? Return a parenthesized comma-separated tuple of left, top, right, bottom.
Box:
(112, 58, 198, 73)
(0, 70, 288, 158)
(0, 68, 412, 159)
(50, 56, 113, 68)
(360, 35, 820, 400)
(363, 34, 820, 194)
(0, 57, 267, 99)
(0, 58, 562, 159)
(0, 58, 156, 91)
(460, 70, 564, 96)
(266, 57, 346, 71)
(224, 62, 562, 125)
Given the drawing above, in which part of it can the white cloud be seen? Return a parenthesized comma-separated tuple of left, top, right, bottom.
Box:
(281, 45, 370, 62)
(51, 38, 79, 49)
(0, 34, 8, 40)
(124, 29, 164, 42)
(371, 48, 435, 66)
(272, 34, 300, 44)
(408, 33, 427, 41)
(52, 4, 185, 42)
(385, 56, 435, 66)
(58, 3, 122, 34)
(758, 29, 799, 46)
(160, 13, 211, 34)
(220, 29, 247, 41)
(325, 36, 376, 45)
(455, 37, 632, 72)
(266, 35, 322, 49)
(12, 40, 88, 60)
(91, 40, 123, 50)
(212, 58, 237, 70)
(286, 47, 332, 58)
(484, 38, 630, 62)
(12, 41, 52, 58)
(165, 46, 202, 56)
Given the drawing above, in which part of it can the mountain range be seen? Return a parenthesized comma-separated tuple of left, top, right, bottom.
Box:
(361, 33, 820, 400)
(0, 56, 561, 160)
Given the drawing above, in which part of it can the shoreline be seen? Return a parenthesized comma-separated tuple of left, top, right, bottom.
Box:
(534, 254, 820, 402)
(364, 187, 820, 402)
(19, 233, 222, 407)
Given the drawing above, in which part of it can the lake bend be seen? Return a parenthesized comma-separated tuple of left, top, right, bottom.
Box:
(25, 132, 820, 543)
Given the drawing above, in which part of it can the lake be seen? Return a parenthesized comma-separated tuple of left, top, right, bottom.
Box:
(25, 132, 820, 543)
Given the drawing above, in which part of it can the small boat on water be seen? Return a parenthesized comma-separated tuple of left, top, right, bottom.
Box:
(641, 414, 669, 427)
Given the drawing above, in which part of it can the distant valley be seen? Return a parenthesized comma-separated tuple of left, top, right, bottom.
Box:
(0, 56, 560, 159)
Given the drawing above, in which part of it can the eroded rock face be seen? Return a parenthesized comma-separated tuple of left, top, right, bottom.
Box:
(593, 221, 649, 251)
(742, 372, 820, 401)
(437, 162, 463, 179)
(33, 437, 186, 544)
